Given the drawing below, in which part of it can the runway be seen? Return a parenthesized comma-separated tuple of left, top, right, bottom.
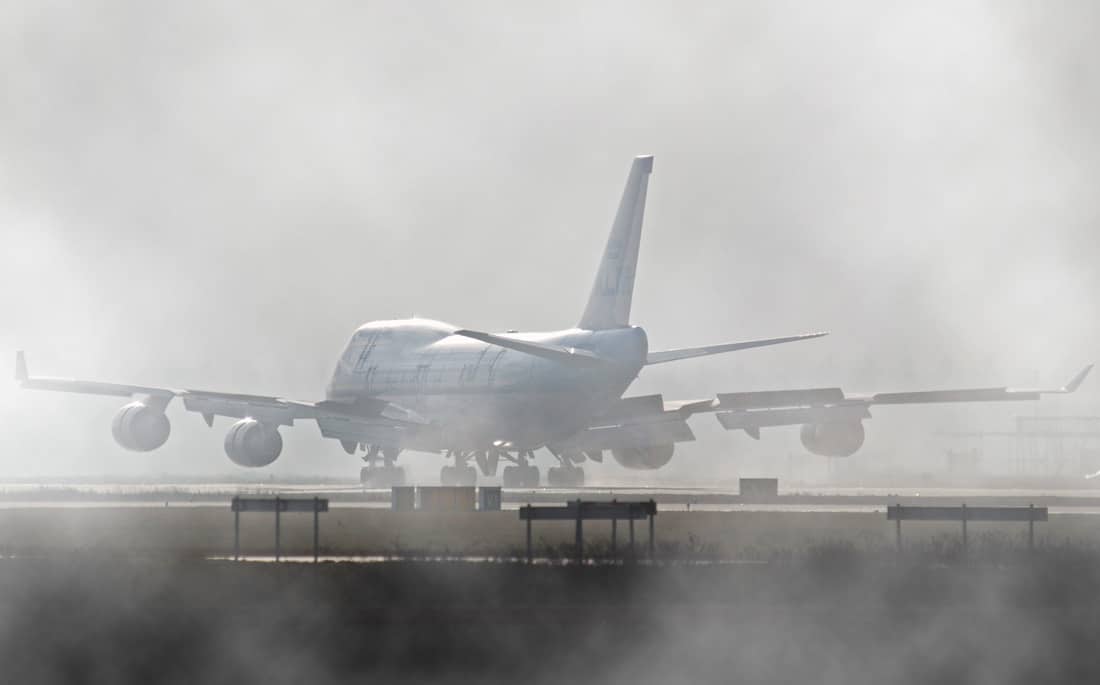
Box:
(2, 481, 1100, 513)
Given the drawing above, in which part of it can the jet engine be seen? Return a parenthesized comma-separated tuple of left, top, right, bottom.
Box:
(611, 444, 675, 470)
(224, 418, 283, 467)
(111, 401, 170, 452)
(799, 421, 865, 457)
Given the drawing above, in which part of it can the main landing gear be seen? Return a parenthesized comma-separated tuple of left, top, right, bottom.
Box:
(440, 449, 479, 486)
(547, 465, 584, 487)
(360, 446, 406, 487)
(546, 448, 585, 487)
(501, 450, 540, 488)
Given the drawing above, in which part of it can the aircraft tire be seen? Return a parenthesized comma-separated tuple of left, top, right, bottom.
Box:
(547, 466, 583, 488)
(440, 465, 456, 486)
(388, 466, 406, 487)
(522, 465, 540, 488)
(459, 465, 478, 486)
(502, 465, 522, 488)
(570, 467, 584, 487)
(363, 466, 405, 488)
(547, 467, 564, 487)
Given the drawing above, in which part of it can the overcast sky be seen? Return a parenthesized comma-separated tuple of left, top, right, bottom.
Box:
(1, 1, 1098, 482)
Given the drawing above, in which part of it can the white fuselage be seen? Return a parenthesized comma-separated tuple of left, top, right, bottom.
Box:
(326, 319, 647, 452)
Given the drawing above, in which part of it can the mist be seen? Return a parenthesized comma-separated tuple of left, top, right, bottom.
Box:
(2, 1, 1098, 481)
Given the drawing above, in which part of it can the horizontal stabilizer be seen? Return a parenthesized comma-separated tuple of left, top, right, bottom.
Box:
(452, 329, 609, 367)
(646, 332, 828, 365)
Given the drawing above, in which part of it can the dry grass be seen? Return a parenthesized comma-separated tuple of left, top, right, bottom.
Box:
(0, 507, 1096, 559)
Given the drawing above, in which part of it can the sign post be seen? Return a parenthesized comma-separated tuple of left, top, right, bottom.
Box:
(887, 504, 1047, 557)
(231, 496, 329, 562)
(520, 500, 656, 564)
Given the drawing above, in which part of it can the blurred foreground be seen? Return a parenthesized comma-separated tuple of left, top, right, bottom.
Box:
(1, 548, 1098, 684)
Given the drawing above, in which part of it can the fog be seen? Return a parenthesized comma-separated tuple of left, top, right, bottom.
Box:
(2, 1, 1098, 481)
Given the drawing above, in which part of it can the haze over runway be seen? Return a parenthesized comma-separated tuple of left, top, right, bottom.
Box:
(3, 1, 1100, 485)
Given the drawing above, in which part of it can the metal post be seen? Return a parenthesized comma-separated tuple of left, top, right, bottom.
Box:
(233, 496, 240, 561)
(1028, 503, 1035, 551)
(611, 517, 618, 559)
(575, 499, 583, 564)
(648, 506, 655, 560)
(525, 506, 532, 564)
(961, 503, 967, 557)
(313, 496, 320, 563)
(629, 517, 636, 561)
(274, 495, 281, 562)
(895, 504, 902, 554)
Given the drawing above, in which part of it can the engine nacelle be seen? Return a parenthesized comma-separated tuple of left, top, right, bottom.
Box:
(224, 418, 283, 467)
(111, 402, 170, 452)
(800, 421, 865, 457)
(611, 444, 675, 470)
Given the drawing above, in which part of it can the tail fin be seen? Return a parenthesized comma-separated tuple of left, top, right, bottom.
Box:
(578, 155, 653, 330)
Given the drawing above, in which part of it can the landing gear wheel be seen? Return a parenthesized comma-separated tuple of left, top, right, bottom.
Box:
(459, 465, 477, 486)
(441, 465, 456, 486)
(441, 464, 478, 486)
(547, 466, 584, 488)
(522, 464, 540, 488)
(503, 464, 540, 488)
(502, 465, 521, 488)
(361, 465, 406, 488)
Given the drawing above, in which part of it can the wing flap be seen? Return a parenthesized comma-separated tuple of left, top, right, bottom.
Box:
(716, 388, 846, 409)
(590, 394, 665, 425)
(555, 418, 696, 451)
(716, 405, 872, 431)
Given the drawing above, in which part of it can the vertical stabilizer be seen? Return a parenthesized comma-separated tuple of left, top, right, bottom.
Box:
(578, 155, 653, 330)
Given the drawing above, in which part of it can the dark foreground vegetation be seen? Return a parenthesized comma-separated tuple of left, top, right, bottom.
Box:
(1, 547, 1098, 684)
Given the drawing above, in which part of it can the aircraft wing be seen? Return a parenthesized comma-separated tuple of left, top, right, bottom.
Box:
(687, 365, 1094, 437)
(14, 351, 427, 428)
(550, 394, 701, 454)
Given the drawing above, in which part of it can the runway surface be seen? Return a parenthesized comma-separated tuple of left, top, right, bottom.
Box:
(2, 481, 1100, 513)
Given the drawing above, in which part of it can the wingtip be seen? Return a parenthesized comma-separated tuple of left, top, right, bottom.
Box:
(1065, 364, 1094, 393)
(14, 351, 26, 383)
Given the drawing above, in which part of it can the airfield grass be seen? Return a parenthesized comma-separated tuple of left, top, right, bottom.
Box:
(1, 550, 1099, 683)
(1, 508, 1100, 682)
(0, 507, 1096, 559)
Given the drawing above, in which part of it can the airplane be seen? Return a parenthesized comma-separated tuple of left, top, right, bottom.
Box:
(15, 155, 1093, 487)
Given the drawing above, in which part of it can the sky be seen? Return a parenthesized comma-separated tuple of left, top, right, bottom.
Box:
(1, 0, 1098, 481)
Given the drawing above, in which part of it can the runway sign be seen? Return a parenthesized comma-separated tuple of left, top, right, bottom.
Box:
(479, 486, 502, 512)
(418, 486, 476, 512)
(520, 500, 656, 520)
(887, 505, 1047, 522)
(231, 497, 329, 513)
(887, 503, 1047, 553)
(739, 478, 778, 499)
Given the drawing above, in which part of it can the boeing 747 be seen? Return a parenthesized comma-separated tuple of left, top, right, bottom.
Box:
(16, 156, 1092, 486)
